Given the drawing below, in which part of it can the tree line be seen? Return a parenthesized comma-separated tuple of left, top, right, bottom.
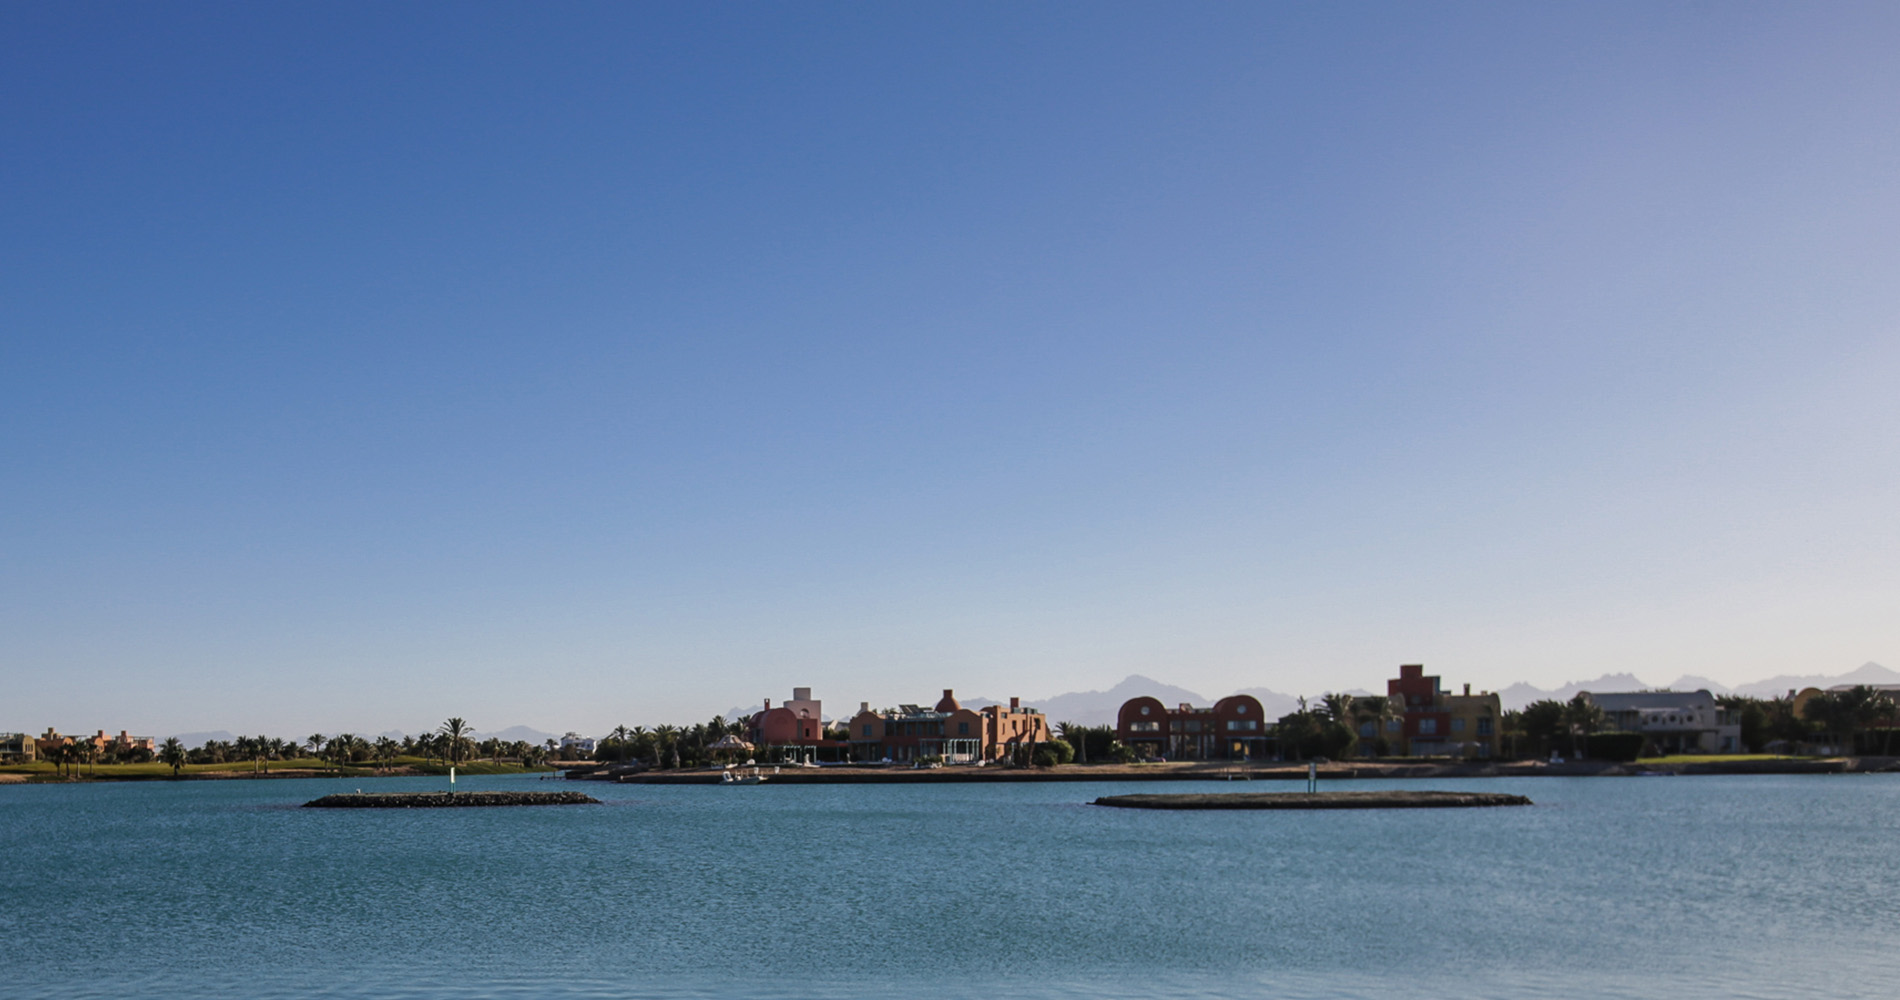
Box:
(1505, 687, 1900, 759)
(91, 718, 557, 777)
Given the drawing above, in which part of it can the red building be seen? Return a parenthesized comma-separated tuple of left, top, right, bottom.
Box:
(1386, 664, 1500, 758)
(747, 687, 847, 761)
(1115, 694, 1268, 760)
(845, 691, 1051, 764)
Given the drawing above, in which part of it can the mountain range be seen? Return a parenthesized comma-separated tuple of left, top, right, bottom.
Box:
(1496, 661, 1899, 710)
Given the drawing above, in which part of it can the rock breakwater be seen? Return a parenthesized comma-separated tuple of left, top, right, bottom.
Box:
(303, 791, 599, 808)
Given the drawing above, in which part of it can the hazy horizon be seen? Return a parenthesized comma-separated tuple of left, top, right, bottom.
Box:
(7, 4, 1898, 738)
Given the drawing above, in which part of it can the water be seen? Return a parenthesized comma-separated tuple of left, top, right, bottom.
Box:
(3, 772, 1897, 999)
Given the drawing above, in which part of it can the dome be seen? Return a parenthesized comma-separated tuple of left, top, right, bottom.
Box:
(935, 689, 961, 712)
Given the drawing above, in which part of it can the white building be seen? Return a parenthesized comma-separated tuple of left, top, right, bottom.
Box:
(1580, 690, 1740, 754)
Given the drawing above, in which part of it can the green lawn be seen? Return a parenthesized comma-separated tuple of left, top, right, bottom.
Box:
(1637, 753, 1813, 765)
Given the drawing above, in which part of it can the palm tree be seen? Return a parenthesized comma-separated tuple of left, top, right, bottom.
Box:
(324, 734, 361, 768)
(159, 737, 187, 777)
(1499, 709, 1524, 759)
(1563, 694, 1605, 759)
(237, 735, 269, 773)
(1872, 692, 1900, 755)
(653, 725, 677, 769)
(1838, 686, 1895, 756)
(373, 736, 399, 772)
(1057, 721, 1086, 764)
(439, 718, 471, 767)
(1321, 692, 1356, 726)
(1802, 689, 1889, 757)
(1372, 696, 1401, 756)
(69, 737, 97, 776)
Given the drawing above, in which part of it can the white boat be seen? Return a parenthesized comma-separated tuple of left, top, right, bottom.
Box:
(721, 767, 768, 785)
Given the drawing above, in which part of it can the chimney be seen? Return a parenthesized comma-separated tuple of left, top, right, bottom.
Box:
(1464, 683, 1471, 696)
(860, 701, 869, 715)
(793, 687, 811, 702)
(763, 698, 771, 711)
(1010, 697, 1020, 710)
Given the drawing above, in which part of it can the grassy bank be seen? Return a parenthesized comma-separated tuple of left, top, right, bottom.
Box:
(0, 756, 555, 782)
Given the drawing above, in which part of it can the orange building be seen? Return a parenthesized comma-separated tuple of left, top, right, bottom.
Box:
(32, 728, 155, 760)
(746, 687, 846, 762)
(846, 691, 1051, 763)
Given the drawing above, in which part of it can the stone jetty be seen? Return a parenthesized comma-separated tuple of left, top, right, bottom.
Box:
(303, 791, 600, 808)
(1092, 790, 1532, 810)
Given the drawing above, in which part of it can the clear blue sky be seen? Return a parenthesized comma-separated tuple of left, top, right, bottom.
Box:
(5, 2, 1897, 737)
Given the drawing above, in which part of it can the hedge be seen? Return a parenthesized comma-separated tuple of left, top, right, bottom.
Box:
(1586, 731, 1645, 762)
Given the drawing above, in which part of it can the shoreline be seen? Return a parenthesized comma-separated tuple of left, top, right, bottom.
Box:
(1093, 789, 1534, 809)
(594, 755, 1900, 784)
(8, 756, 1897, 786)
(0, 763, 556, 784)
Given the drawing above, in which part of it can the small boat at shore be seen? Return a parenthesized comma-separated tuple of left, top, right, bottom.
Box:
(721, 766, 768, 785)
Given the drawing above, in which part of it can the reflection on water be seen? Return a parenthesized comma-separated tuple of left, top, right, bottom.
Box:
(3, 773, 1897, 998)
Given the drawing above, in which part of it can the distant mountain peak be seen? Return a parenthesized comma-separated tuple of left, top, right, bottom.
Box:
(1731, 661, 1898, 699)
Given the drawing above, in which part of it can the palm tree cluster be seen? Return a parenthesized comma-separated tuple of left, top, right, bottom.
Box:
(1797, 686, 1899, 755)
(591, 716, 753, 769)
(1054, 722, 1133, 764)
(1272, 693, 1368, 761)
(146, 723, 551, 775)
(1503, 695, 1604, 759)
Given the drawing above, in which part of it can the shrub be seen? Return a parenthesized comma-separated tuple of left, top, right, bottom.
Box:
(1587, 731, 1645, 762)
(1032, 739, 1075, 767)
(1317, 722, 1358, 761)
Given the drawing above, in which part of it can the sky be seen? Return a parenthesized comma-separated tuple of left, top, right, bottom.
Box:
(4, 2, 1898, 738)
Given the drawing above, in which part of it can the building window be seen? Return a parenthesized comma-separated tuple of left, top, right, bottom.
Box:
(958, 722, 969, 735)
(1387, 719, 1401, 732)
(1420, 719, 1438, 735)
(1477, 718, 1493, 737)
(1140, 705, 1150, 715)
(1237, 705, 1247, 714)
(1451, 718, 1465, 733)
(1226, 720, 1258, 732)
(862, 725, 873, 737)
(1129, 722, 1159, 732)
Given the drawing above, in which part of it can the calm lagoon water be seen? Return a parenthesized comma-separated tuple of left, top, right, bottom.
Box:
(3, 772, 1897, 999)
